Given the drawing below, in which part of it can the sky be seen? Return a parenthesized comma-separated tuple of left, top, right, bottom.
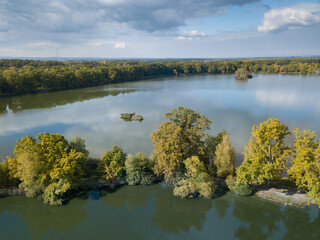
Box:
(0, 0, 319, 58)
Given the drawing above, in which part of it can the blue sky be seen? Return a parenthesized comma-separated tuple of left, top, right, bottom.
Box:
(0, 0, 319, 58)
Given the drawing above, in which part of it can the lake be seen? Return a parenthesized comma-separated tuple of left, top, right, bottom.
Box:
(0, 74, 320, 239)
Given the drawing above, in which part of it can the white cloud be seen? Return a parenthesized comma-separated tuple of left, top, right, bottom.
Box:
(89, 42, 103, 47)
(27, 41, 60, 48)
(181, 30, 206, 37)
(258, 3, 320, 32)
(175, 30, 206, 40)
(113, 42, 126, 48)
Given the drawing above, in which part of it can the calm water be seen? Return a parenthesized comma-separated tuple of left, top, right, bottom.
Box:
(0, 184, 319, 240)
(0, 74, 320, 239)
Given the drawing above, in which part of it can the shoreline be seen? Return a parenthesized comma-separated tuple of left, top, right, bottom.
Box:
(0, 180, 315, 209)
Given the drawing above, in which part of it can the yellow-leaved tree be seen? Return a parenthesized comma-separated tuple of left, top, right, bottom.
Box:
(288, 129, 320, 206)
(236, 118, 291, 187)
(214, 133, 236, 179)
(8, 133, 87, 205)
(151, 107, 212, 182)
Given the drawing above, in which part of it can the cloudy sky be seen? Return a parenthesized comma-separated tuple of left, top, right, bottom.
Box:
(0, 0, 319, 58)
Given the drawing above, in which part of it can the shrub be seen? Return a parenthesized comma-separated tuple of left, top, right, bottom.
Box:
(226, 175, 236, 191)
(234, 182, 253, 196)
(125, 152, 155, 185)
(98, 145, 126, 184)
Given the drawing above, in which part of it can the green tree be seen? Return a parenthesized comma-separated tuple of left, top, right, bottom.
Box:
(151, 107, 212, 182)
(125, 152, 155, 185)
(0, 160, 17, 188)
(236, 118, 291, 186)
(68, 136, 89, 158)
(173, 156, 215, 199)
(205, 129, 227, 161)
(214, 133, 236, 178)
(98, 145, 126, 184)
(8, 133, 86, 205)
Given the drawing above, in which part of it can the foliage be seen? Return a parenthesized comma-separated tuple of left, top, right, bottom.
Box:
(0, 58, 319, 96)
(214, 133, 236, 179)
(125, 152, 155, 185)
(120, 113, 143, 121)
(8, 133, 86, 205)
(205, 129, 227, 161)
(98, 145, 126, 184)
(0, 160, 18, 188)
(235, 68, 252, 80)
(225, 175, 236, 191)
(288, 129, 320, 206)
(173, 156, 215, 199)
(151, 107, 212, 182)
(68, 136, 89, 158)
(236, 118, 291, 185)
(233, 182, 253, 196)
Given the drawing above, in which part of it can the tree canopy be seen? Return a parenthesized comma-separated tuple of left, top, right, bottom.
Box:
(236, 118, 291, 185)
(151, 107, 212, 182)
(8, 133, 87, 205)
(98, 145, 126, 184)
(173, 156, 215, 199)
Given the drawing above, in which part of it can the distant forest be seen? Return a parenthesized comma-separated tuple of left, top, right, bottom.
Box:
(0, 58, 319, 96)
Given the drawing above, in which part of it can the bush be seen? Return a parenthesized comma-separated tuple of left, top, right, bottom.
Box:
(98, 145, 126, 184)
(125, 152, 155, 185)
(173, 156, 215, 199)
(225, 175, 236, 190)
(234, 182, 253, 196)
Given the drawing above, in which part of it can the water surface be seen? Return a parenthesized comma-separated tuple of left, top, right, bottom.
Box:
(1, 74, 319, 158)
(0, 74, 320, 239)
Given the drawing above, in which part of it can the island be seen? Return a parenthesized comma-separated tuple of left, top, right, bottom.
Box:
(120, 113, 143, 121)
(235, 68, 253, 80)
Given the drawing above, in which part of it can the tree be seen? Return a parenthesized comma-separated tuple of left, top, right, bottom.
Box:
(173, 156, 215, 199)
(214, 133, 236, 178)
(235, 68, 252, 80)
(68, 136, 89, 158)
(98, 145, 126, 184)
(205, 129, 227, 161)
(125, 152, 155, 185)
(0, 160, 17, 188)
(151, 107, 212, 182)
(236, 118, 291, 186)
(8, 133, 86, 205)
(288, 129, 320, 205)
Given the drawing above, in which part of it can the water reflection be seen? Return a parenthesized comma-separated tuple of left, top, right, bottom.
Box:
(1, 74, 320, 158)
(0, 185, 319, 239)
(101, 185, 153, 211)
(0, 196, 89, 239)
(152, 184, 212, 234)
(0, 87, 135, 114)
(233, 196, 282, 240)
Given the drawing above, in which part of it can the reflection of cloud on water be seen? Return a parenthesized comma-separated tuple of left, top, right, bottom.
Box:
(255, 90, 320, 110)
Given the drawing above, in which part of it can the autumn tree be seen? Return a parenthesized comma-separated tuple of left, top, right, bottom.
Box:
(68, 136, 89, 158)
(8, 133, 87, 205)
(288, 129, 320, 205)
(236, 118, 291, 186)
(214, 133, 236, 179)
(125, 152, 155, 185)
(98, 145, 126, 184)
(151, 107, 212, 182)
(173, 156, 215, 199)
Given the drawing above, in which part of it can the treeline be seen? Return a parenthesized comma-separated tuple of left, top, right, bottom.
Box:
(0, 107, 320, 206)
(0, 58, 319, 96)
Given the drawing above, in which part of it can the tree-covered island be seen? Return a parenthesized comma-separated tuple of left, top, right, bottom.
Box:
(0, 107, 319, 208)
